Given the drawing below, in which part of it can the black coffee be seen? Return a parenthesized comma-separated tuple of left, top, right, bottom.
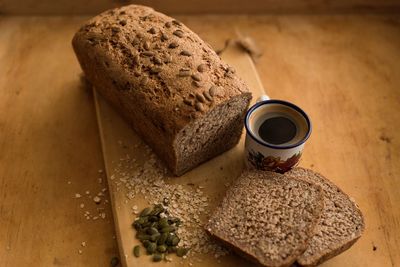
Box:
(258, 116, 297, 145)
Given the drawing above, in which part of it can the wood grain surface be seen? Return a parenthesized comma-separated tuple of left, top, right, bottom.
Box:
(0, 14, 399, 267)
(1, 0, 400, 15)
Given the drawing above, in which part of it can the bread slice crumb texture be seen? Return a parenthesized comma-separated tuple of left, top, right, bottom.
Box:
(206, 170, 324, 267)
(286, 167, 365, 267)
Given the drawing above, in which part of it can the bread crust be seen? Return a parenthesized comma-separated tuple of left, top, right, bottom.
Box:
(72, 5, 251, 175)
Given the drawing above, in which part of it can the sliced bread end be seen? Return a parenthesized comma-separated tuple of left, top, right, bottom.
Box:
(286, 167, 365, 267)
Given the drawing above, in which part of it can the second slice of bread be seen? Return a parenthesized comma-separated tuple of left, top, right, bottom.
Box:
(206, 170, 324, 267)
(286, 167, 365, 266)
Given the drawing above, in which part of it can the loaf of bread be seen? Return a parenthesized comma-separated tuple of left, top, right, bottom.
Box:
(206, 170, 324, 267)
(286, 168, 365, 266)
(72, 5, 252, 175)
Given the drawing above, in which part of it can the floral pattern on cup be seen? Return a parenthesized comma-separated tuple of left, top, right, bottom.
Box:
(247, 149, 302, 173)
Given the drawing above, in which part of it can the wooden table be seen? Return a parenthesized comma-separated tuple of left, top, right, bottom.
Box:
(0, 14, 399, 266)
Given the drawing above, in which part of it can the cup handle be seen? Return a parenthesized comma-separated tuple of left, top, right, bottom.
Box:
(257, 94, 270, 102)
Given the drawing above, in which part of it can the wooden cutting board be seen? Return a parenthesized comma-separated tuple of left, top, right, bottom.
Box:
(94, 43, 264, 267)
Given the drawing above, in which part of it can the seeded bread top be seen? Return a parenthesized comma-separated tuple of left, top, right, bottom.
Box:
(206, 171, 324, 267)
(286, 167, 365, 266)
(72, 5, 251, 139)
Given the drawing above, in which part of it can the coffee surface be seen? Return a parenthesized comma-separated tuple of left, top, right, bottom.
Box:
(258, 116, 297, 145)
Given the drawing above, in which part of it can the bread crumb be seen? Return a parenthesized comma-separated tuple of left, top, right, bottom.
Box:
(93, 196, 101, 204)
(81, 241, 86, 247)
(80, 203, 85, 208)
(78, 249, 82, 254)
(75, 193, 81, 198)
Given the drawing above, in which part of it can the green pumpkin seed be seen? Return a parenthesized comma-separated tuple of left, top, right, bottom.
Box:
(146, 242, 157, 254)
(166, 234, 175, 245)
(147, 227, 159, 235)
(169, 217, 181, 225)
(167, 246, 177, 253)
(133, 245, 140, 257)
(110, 256, 120, 267)
(153, 253, 163, 262)
(158, 219, 169, 228)
(161, 225, 175, 233)
(157, 233, 168, 245)
(140, 207, 152, 217)
(132, 221, 141, 230)
(136, 233, 151, 241)
(171, 236, 180, 246)
(150, 233, 161, 242)
(148, 216, 159, 222)
(157, 245, 167, 253)
(176, 247, 189, 257)
(142, 240, 151, 248)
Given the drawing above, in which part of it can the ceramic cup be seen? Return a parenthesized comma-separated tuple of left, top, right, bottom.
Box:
(244, 95, 312, 173)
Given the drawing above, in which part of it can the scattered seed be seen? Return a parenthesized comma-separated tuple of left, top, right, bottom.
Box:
(110, 256, 119, 267)
(195, 93, 206, 103)
(173, 30, 184, 38)
(140, 207, 152, 217)
(133, 245, 140, 257)
(140, 76, 148, 86)
(168, 42, 179, 49)
(147, 227, 159, 235)
(93, 196, 101, 204)
(111, 27, 120, 33)
(153, 57, 162, 65)
(132, 38, 140, 46)
(148, 27, 156, 34)
(161, 33, 169, 41)
(160, 225, 175, 233)
(209, 85, 223, 96)
(172, 20, 182, 26)
(157, 233, 168, 245)
(180, 50, 192, 56)
(133, 54, 140, 64)
(146, 242, 157, 254)
(157, 245, 167, 253)
(176, 247, 189, 257)
(195, 102, 204, 112)
(142, 51, 154, 57)
(75, 193, 81, 198)
(150, 67, 162, 74)
(183, 99, 193, 106)
(197, 64, 208, 72)
(191, 74, 201, 82)
(203, 91, 213, 101)
(178, 69, 191, 77)
(193, 81, 203, 88)
(171, 236, 180, 246)
(143, 41, 150, 50)
(165, 21, 172, 28)
(153, 253, 163, 262)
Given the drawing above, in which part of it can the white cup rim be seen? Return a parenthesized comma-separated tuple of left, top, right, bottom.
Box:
(244, 99, 312, 149)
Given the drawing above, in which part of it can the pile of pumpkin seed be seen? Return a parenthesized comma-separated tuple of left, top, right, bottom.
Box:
(132, 203, 189, 262)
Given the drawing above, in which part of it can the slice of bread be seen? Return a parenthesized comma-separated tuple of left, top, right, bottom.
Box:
(206, 170, 324, 267)
(286, 167, 365, 266)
